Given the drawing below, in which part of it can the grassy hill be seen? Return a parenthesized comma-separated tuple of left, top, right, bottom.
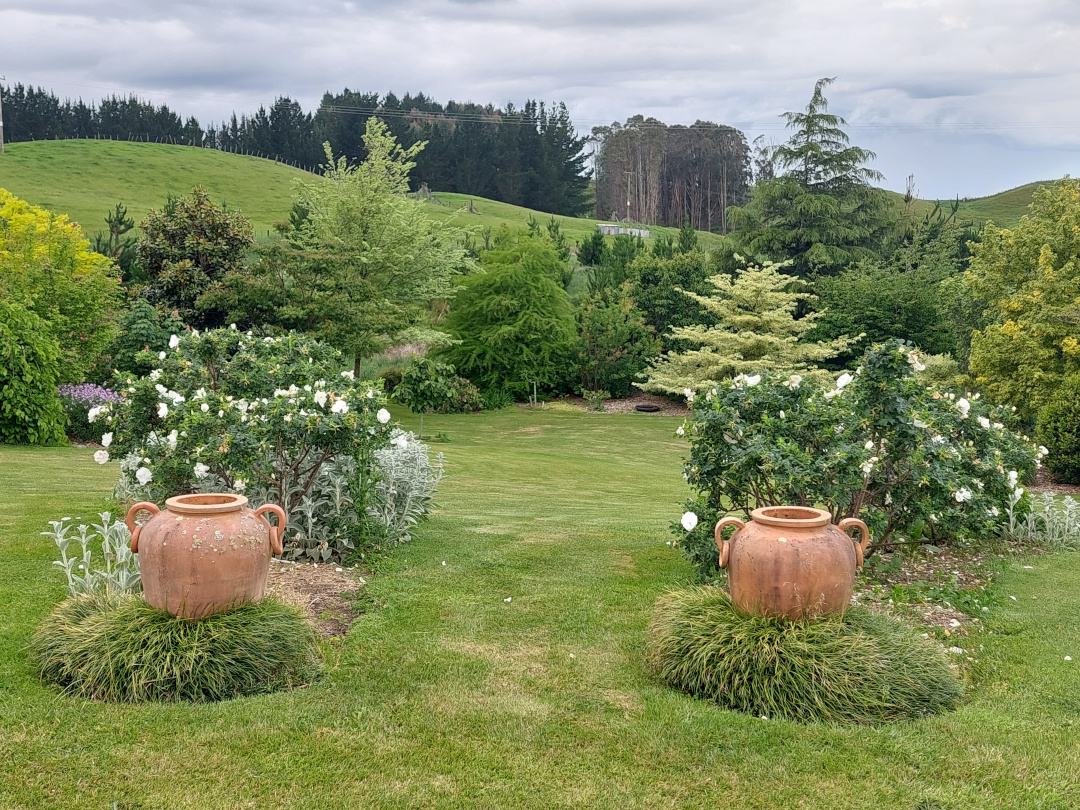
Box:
(0, 140, 718, 247)
(0, 140, 1053, 246)
(0, 140, 309, 238)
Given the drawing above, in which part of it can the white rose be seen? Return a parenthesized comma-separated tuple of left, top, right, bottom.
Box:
(680, 512, 698, 532)
(194, 462, 210, 479)
(157, 402, 168, 418)
(745, 374, 761, 387)
(169, 334, 180, 349)
(836, 372, 854, 389)
(100, 432, 113, 448)
(93, 450, 109, 464)
(158, 351, 166, 360)
(314, 390, 328, 407)
(331, 399, 349, 415)
(233, 478, 246, 492)
(167, 430, 178, 450)
(135, 466, 153, 485)
(864, 440, 875, 450)
(675, 425, 685, 436)
(376, 407, 391, 424)
(956, 398, 970, 417)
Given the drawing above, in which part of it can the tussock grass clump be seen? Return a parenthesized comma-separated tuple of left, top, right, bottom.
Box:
(645, 586, 963, 724)
(31, 594, 321, 703)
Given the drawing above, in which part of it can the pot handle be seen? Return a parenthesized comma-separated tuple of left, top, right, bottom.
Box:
(714, 516, 746, 569)
(838, 518, 871, 568)
(254, 504, 287, 556)
(125, 502, 160, 553)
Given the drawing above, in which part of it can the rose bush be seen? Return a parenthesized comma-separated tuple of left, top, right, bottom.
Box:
(89, 328, 425, 560)
(676, 340, 1040, 577)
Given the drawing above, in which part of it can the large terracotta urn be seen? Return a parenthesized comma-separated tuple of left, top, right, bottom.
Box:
(715, 506, 870, 620)
(125, 494, 286, 619)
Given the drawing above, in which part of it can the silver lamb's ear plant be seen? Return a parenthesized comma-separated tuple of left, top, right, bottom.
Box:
(1004, 493, 1080, 549)
(45, 513, 140, 597)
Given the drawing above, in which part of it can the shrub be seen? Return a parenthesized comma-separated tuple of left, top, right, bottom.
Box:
(56, 383, 121, 443)
(1004, 493, 1080, 549)
(92, 329, 400, 560)
(377, 365, 404, 397)
(394, 357, 483, 414)
(137, 187, 254, 328)
(367, 430, 445, 545)
(645, 586, 963, 724)
(576, 284, 660, 398)
(439, 247, 578, 398)
(0, 301, 68, 446)
(1036, 376, 1080, 484)
(43, 513, 140, 596)
(481, 387, 515, 410)
(0, 189, 123, 383)
(106, 298, 187, 379)
(31, 593, 320, 703)
(676, 340, 1040, 577)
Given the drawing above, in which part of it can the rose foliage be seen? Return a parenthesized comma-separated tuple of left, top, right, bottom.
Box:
(676, 340, 1041, 577)
(91, 328, 423, 561)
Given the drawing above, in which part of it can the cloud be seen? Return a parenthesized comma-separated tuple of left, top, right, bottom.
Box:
(2, 0, 1079, 196)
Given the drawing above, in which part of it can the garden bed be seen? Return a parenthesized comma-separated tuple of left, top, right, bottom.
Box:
(265, 560, 367, 638)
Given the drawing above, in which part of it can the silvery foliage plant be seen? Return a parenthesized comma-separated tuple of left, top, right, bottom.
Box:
(196, 430, 444, 562)
(1006, 492, 1080, 548)
(368, 429, 445, 545)
(44, 512, 141, 596)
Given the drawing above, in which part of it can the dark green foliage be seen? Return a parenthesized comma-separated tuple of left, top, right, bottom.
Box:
(394, 358, 483, 414)
(645, 586, 962, 724)
(31, 593, 321, 703)
(440, 249, 578, 397)
(627, 251, 716, 351)
(0, 302, 67, 446)
(1037, 377, 1080, 484)
(137, 187, 254, 327)
(377, 365, 404, 397)
(106, 298, 187, 378)
(808, 265, 956, 367)
(480, 238, 573, 289)
(481, 387, 515, 410)
(577, 230, 607, 267)
(576, 284, 660, 397)
(90, 202, 140, 283)
(677, 218, 699, 254)
(808, 217, 969, 367)
(729, 78, 891, 277)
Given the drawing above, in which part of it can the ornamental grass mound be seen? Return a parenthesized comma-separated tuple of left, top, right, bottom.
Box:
(645, 586, 963, 724)
(31, 593, 321, 703)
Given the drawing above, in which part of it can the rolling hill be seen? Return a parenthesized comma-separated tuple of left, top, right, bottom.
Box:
(0, 140, 1052, 245)
(0, 140, 716, 247)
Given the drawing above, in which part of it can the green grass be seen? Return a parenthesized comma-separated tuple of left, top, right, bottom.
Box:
(31, 594, 321, 703)
(646, 586, 962, 724)
(2, 411, 1080, 808)
(0, 140, 723, 248)
(883, 181, 1049, 230)
(0, 140, 309, 238)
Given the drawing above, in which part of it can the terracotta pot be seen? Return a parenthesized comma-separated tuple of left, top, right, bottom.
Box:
(714, 506, 870, 620)
(125, 494, 286, 620)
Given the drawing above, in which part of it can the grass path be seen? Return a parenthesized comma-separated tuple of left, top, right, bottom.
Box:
(1, 409, 1078, 809)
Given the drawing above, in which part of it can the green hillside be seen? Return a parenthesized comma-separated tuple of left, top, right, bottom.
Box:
(0, 140, 309, 238)
(0, 140, 1052, 247)
(0, 140, 719, 247)
(883, 181, 1048, 230)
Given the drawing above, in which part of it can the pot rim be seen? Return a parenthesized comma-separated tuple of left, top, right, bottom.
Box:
(165, 493, 249, 515)
(750, 505, 832, 528)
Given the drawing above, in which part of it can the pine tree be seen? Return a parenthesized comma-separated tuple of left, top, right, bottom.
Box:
(729, 78, 891, 277)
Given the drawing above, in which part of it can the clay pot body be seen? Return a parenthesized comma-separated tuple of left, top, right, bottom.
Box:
(715, 506, 870, 621)
(125, 494, 286, 620)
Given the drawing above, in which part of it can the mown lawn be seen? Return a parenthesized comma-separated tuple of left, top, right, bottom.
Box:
(1, 407, 1078, 809)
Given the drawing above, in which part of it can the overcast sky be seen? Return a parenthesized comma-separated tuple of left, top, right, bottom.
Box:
(3, 0, 1079, 198)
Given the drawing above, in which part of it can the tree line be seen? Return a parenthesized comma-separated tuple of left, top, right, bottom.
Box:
(0, 84, 591, 216)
